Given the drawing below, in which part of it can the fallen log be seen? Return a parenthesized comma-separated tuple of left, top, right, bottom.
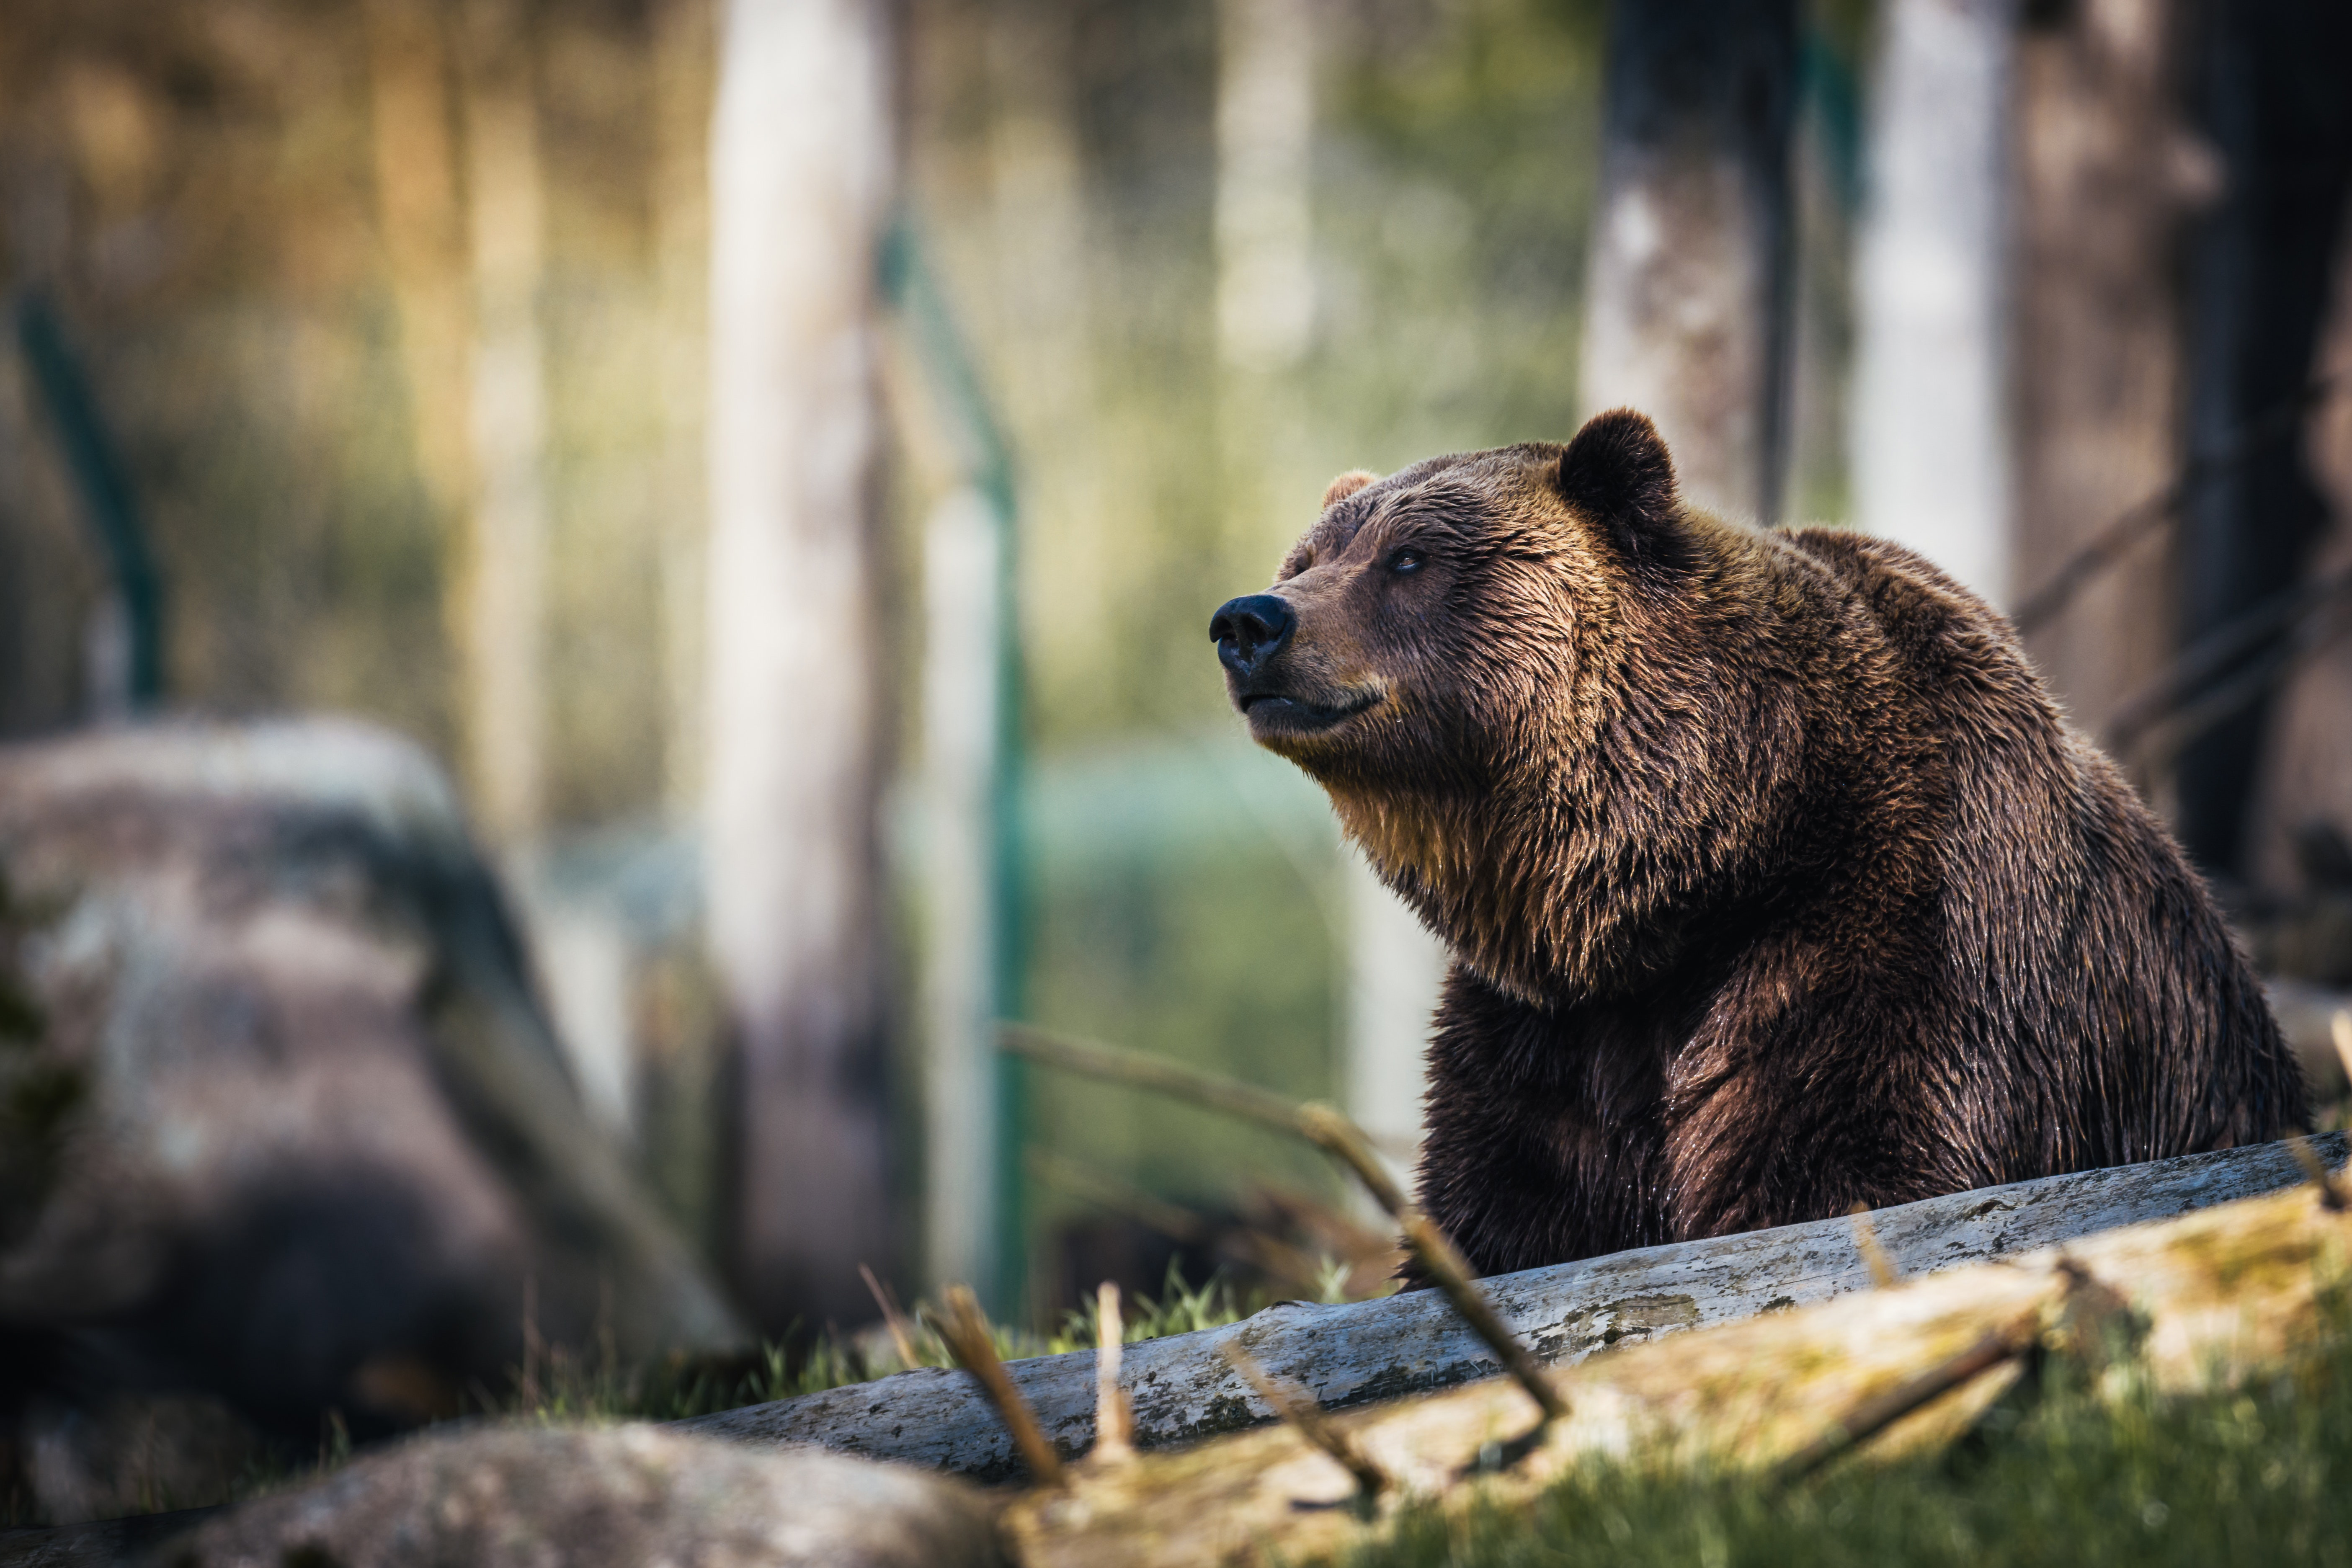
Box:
(684, 1135, 2346, 1479)
(1003, 1162, 2352, 1566)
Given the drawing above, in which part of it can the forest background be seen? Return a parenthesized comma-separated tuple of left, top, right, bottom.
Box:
(3, 0, 2350, 1347)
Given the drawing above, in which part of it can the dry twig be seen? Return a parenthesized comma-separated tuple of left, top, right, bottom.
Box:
(1027, 1148, 1328, 1293)
(1220, 1341, 1390, 1509)
(1848, 1203, 1899, 1289)
(860, 1263, 924, 1371)
(1093, 1281, 1134, 1465)
(1771, 1310, 2041, 1485)
(2012, 369, 2348, 636)
(1775, 1258, 2143, 1488)
(933, 1284, 1067, 1486)
(2287, 1135, 2349, 1212)
(1003, 1024, 1568, 1424)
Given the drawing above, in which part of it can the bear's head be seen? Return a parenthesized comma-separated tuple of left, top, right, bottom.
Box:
(1210, 409, 1774, 1001)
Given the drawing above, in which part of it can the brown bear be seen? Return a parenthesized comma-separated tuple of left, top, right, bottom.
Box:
(1210, 409, 2309, 1278)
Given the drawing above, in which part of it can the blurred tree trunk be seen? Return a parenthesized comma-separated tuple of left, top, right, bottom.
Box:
(652, 0, 713, 825)
(704, 0, 896, 1333)
(454, 0, 551, 846)
(919, 484, 1005, 1303)
(1215, 0, 1445, 1207)
(2008, 0, 2210, 739)
(371, 0, 552, 847)
(2250, 238, 2352, 901)
(1850, 0, 2013, 603)
(362, 0, 471, 542)
(1341, 847, 1442, 1202)
(1776, 29, 1862, 530)
(983, 5, 1102, 698)
(1580, 0, 1799, 524)
(1215, 0, 1314, 380)
(362, 0, 482, 789)
(2174, 0, 2352, 881)
(1213, 0, 1318, 606)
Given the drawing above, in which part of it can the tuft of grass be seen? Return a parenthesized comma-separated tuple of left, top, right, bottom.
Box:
(1049, 1261, 1263, 1355)
(1336, 1297, 2352, 1568)
(494, 1331, 895, 1424)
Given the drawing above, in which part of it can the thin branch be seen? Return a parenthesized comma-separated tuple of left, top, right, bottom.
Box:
(2287, 1135, 2349, 1213)
(1002, 1024, 1568, 1424)
(2011, 494, 2178, 637)
(860, 1263, 923, 1371)
(2107, 564, 2352, 751)
(2011, 370, 2348, 637)
(1220, 1341, 1390, 1508)
(932, 1284, 1066, 1485)
(1771, 1310, 2041, 1485)
(1093, 1281, 1134, 1465)
(1001, 1022, 1313, 1132)
(1848, 1203, 1898, 1289)
(1027, 1148, 1329, 1293)
(2118, 590, 2352, 769)
(1314, 1119, 1571, 1422)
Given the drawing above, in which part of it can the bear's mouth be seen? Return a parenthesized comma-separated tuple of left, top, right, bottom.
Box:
(1240, 686, 1382, 735)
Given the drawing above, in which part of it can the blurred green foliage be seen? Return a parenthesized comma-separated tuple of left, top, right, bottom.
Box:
(0, 0, 1635, 1320)
(908, 0, 1614, 1317)
(1014, 741, 1346, 1297)
(1315, 0, 1606, 467)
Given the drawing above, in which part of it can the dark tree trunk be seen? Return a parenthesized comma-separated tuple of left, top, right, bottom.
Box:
(2175, 0, 2352, 878)
(2009, 0, 2208, 743)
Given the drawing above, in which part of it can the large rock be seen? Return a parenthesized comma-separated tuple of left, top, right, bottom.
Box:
(149, 1425, 1008, 1568)
(0, 720, 744, 1516)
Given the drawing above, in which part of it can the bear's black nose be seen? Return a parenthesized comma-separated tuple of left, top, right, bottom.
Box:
(1210, 593, 1295, 677)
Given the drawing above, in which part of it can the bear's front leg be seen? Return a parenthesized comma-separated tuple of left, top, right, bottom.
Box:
(1410, 963, 1677, 1277)
(1656, 985, 1997, 1243)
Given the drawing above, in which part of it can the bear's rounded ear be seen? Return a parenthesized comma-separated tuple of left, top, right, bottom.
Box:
(1321, 470, 1377, 510)
(1555, 410, 1686, 573)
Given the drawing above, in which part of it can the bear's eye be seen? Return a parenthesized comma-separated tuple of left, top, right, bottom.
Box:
(1387, 547, 1426, 576)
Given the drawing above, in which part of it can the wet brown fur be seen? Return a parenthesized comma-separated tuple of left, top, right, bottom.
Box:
(1219, 410, 2308, 1277)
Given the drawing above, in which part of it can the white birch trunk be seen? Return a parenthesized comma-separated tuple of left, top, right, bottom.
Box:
(1852, 0, 2016, 605)
(1342, 849, 1443, 1198)
(704, 0, 895, 1330)
(921, 487, 1005, 1297)
(1213, 0, 1318, 593)
(362, 0, 471, 530)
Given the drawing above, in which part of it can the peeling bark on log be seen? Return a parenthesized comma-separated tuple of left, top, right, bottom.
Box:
(1004, 1162, 2352, 1566)
(684, 1136, 2346, 1480)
